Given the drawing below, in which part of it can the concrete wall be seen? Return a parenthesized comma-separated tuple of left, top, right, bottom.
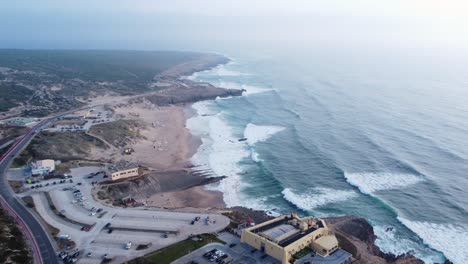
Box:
(241, 230, 288, 263)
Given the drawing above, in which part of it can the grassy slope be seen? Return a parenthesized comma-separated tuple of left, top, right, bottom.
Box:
(0, 209, 33, 264)
(127, 234, 224, 264)
(88, 120, 146, 148)
(13, 131, 108, 166)
(0, 84, 33, 111)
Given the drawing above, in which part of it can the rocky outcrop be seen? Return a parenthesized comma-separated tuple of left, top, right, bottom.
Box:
(143, 80, 244, 106)
(100, 169, 225, 200)
(325, 216, 425, 264)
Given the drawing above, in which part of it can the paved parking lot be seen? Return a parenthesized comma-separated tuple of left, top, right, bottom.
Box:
(14, 166, 230, 264)
(173, 232, 280, 264)
(46, 106, 115, 133)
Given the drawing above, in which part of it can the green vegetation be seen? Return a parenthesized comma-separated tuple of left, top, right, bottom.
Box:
(0, 49, 209, 115)
(24, 131, 108, 162)
(0, 83, 33, 111)
(0, 50, 202, 82)
(11, 149, 32, 168)
(127, 234, 224, 264)
(0, 125, 28, 139)
(0, 208, 33, 264)
(89, 120, 146, 148)
(293, 247, 313, 259)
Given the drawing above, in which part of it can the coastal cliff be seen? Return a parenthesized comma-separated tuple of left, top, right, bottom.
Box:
(325, 216, 425, 264)
(142, 80, 244, 106)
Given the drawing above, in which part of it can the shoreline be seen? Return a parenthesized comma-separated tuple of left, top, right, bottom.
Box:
(135, 102, 227, 210)
(92, 55, 232, 210)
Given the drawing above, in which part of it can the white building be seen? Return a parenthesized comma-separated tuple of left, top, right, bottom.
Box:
(31, 159, 55, 176)
(105, 161, 139, 181)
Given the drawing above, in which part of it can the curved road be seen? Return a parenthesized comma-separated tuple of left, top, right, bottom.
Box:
(0, 120, 59, 264)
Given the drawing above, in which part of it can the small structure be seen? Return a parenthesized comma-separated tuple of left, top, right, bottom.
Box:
(105, 160, 139, 181)
(241, 213, 345, 264)
(31, 159, 55, 176)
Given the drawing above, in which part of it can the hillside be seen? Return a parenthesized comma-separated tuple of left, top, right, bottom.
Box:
(0, 50, 227, 117)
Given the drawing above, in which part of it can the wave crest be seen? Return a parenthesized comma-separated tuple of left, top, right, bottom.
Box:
(344, 172, 423, 194)
(282, 187, 357, 211)
(244, 123, 285, 145)
(398, 217, 468, 264)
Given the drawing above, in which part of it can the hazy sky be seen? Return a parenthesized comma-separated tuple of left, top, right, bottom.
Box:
(1, 0, 467, 53)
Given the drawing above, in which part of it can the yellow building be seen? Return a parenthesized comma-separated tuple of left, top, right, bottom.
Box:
(241, 213, 339, 264)
(106, 161, 139, 181)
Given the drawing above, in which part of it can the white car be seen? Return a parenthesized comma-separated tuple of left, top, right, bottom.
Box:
(125, 242, 132, 250)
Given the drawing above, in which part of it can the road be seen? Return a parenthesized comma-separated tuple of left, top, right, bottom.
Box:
(0, 120, 60, 264)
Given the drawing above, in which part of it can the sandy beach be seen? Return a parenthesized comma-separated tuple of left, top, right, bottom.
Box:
(92, 99, 226, 209)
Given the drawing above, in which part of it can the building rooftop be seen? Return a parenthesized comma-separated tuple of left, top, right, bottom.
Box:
(108, 160, 139, 173)
(36, 159, 55, 168)
(260, 224, 299, 243)
(249, 214, 325, 248)
(295, 248, 352, 264)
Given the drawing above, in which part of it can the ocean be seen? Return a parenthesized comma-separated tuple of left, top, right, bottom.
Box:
(186, 50, 468, 264)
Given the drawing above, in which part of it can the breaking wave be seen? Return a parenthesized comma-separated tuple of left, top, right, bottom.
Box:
(344, 172, 424, 194)
(243, 123, 285, 146)
(398, 217, 468, 264)
(187, 103, 285, 209)
(282, 187, 357, 211)
(187, 101, 250, 207)
(374, 225, 445, 264)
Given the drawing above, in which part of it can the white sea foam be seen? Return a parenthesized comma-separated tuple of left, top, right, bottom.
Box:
(282, 187, 357, 211)
(244, 123, 285, 146)
(398, 217, 468, 264)
(213, 67, 246, 77)
(374, 225, 445, 264)
(187, 62, 248, 80)
(188, 101, 268, 208)
(344, 172, 423, 194)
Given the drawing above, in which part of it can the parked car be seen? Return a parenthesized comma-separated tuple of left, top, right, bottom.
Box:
(125, 242, 132, 250)
(58, 252, 68, 259)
